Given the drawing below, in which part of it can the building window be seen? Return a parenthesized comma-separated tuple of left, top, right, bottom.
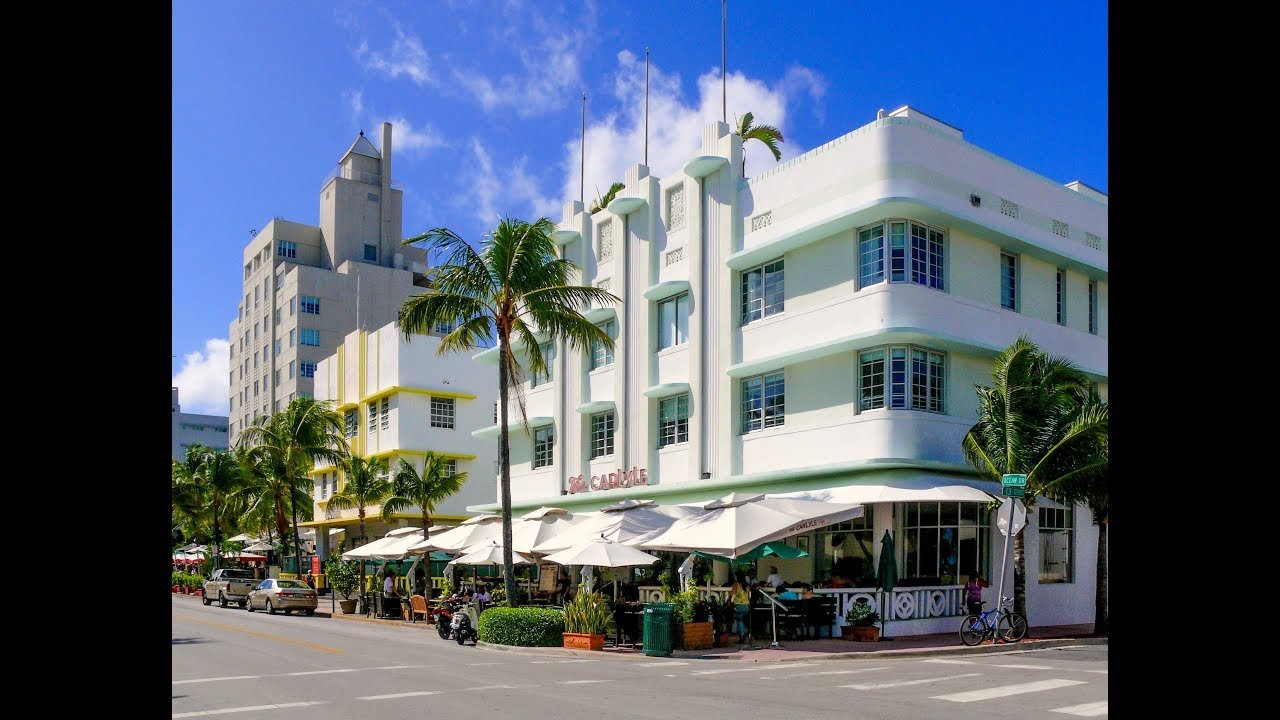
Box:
(367, 401, 378, 434)
(278, 240, 296, 259)
(445, 459, 458, 476)
(657, 293, 690, 350)
(815, 515, 875, 586)
(533, 426, 554, 469)
(590, 319, 616, 370)
(300, 328, 321, 346)
(901, 502, 992, 584)
(273, 339, 281, 356)
(244, 263, 252, 280)
(300, 361, 316, 378)
(299, 391, 312, 399)
(858, 345, 945, 413)
(344, 409, 358, 439)
(253, 380, 259, 397)
(275, 272, 285, 291)
(666, 183, 686, 231)
(658, 393, 690, 448)
(1088, 281, 1097, 335)
(363, 244, 378, 262)
(740, 258, 784, 325)
(254, 324, 259, 342)
(289, 329, 296, 347)
(590, 411, 616, 459)
(299, 296, 320, 315)
(287, 361, 295, 379)
(741, 371, 785, 433)
(380, 398, 389, 430)
(1000, 252, 1018, 311)
(253, 350, 259, 369)
(273, 369, 280, 387)
(598, 220, 613, 262)
(1056, 269, 1067, 325)
(857, 219, 944, 291)
(254, 286, 260, 309)
(1038, 506, 1074, 583)
(289, 297, 296, 316)
(430, 397, 455, 429)
(531, 343, 554, 387)
(434, 320, 454, 334)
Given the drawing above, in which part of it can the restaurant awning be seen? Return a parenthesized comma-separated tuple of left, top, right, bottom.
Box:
(767, 476, 999, 505)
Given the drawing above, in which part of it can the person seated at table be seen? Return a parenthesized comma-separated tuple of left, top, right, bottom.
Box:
(766, 566, 785, 588)
(555, 571, 571, 604)
(827, 573, 851, 588)
(382, 570, 399, 598)
(776, 582, 801, 601)
(475, 584, 491, 608)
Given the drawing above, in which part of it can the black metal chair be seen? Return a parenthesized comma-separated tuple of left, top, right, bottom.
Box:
(807, 596, 839, 638)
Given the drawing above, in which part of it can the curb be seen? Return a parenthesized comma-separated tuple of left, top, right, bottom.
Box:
(173, 592, 334, 618)
(473, 635, 1106, 662)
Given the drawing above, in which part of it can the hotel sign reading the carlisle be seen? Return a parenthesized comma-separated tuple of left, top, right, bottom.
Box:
(568, 466, 648, 494)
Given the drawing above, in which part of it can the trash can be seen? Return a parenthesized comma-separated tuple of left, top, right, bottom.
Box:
(643, 602, 674, 657)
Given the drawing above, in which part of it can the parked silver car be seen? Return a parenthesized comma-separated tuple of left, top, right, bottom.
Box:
(246, 578, 318, 615)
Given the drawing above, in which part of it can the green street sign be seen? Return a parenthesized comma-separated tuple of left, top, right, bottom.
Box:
(1002, 486, 1025, 497)
(1002, 474, 1028, 487)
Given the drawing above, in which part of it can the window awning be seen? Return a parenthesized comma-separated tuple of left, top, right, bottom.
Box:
(768, 476, 998, 505)
(471, 416, 554, 439)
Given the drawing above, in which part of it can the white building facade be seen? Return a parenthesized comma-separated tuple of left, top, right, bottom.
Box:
(226, 123, 432, 446)
(172, 386, 229, 460)
(472, 107, 1108, 633)
(305, 322, 499, 565)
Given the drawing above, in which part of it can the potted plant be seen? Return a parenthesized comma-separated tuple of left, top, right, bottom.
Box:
(710, 595, 737, 647)
(841, 598, 881, 641)
(325, 558, 360, 614)
(671, 580, 713, 650)
(172, 571, 183, 593)
(562, 590, 613, 650)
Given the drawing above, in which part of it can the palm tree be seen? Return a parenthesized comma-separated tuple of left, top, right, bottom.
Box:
(589, 182, 624, 214)
(961, 336, 1108, 625)
(397, 217, 617, 606)
(327, 453, 392, 600)
(733, 111, 784, 176)
(1045, 400, 1109, 635)
(241, 398, 348, 579)
(172, 443, 211, 543)
(382, 453, 468, 539)
(199, 448, 245, 571)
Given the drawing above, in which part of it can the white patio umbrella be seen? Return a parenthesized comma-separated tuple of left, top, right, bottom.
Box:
(641, 492, 865, 558)
(542, 538, 660, 600)
(226, 533, 260, 543)
(510, 507, 582, 555)
(386, 526, 422, 537)
(531, 500, 698, 554)
(343, 531, 425, 561)
(407, 520, 502, 553)
(243, 541, 274, 553)
(448, 540, 534, 591)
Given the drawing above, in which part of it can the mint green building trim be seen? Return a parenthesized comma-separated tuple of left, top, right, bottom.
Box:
(642, 279, 692, 301)
(642, 382, 691, 399)
(471, 416, 553, 439)
(575, 400, 616, 414)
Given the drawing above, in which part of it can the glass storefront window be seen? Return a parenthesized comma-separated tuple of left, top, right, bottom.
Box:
(815, 515, 874, 586)
(898, 502, 990, 586)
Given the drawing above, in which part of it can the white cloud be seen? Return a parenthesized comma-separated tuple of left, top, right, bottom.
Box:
(381, 115, 447, 154)
(348, 89, 363, 116)
(451, 2, 597, 117)
(173, 338, 230, 416)
(459, 138, 560, 229)
(356, 23, 434, 85)
(552, 51, 826, 214)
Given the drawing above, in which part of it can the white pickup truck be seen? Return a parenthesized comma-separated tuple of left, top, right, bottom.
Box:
(202, 568, 257, 608)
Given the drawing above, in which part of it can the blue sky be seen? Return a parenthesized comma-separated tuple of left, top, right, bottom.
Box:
(172, 0, 1108, 415)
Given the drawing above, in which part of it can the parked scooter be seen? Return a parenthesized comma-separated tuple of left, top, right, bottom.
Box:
(449, 599, 479, 646)
(433, 594, 459, 639)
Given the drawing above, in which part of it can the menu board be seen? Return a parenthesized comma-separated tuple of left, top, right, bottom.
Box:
(539, 563, 559, 592)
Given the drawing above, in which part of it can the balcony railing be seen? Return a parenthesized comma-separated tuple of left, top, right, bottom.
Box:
(320, 165, 404, 190)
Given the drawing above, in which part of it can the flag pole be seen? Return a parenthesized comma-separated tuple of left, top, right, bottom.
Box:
(721, 0, 727, 123)
(644, 47, 650, 166)
(580, 92, 587, 204)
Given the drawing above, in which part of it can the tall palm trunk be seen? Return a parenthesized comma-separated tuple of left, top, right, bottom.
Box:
(291, 480, 303, 580)
(1013, 528, 1027, 626)
(211, 498, 222, 572)
(358, 506, 367, 603)
(498, 348, 517, 607)
(1094, 520, 1107, 635)
(274, 494, 290, 558)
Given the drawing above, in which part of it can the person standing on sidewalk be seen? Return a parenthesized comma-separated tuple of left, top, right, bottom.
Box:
(964, 573, 989, 615)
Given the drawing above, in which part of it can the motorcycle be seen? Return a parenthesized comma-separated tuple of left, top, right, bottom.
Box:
(433, 596, 459, 639)
(449, 599, 479, 646)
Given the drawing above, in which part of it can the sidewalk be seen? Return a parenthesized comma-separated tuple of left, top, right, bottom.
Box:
(176, 593, 1104, 661)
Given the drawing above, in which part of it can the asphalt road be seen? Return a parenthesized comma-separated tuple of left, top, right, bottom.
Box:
(172, 597, 1108, 719)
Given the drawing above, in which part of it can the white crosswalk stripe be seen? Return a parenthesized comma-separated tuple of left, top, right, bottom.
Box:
(842, 673, 983, 690)
(358, 691, 441, 700)
(173, 701, 328, 717)
(639, 661, 688, 667)
(931, 678, 1087, 702)
(759, 667, 889, 680)
(1050, 701, 1109, 716)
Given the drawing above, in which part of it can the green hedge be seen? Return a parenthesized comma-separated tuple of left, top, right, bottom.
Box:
(477, 607, 565, 647)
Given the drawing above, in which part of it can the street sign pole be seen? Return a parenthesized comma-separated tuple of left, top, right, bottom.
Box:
(994, 474, 1026, 629)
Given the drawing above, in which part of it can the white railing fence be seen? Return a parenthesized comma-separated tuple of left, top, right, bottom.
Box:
(634, 584, 966, 626)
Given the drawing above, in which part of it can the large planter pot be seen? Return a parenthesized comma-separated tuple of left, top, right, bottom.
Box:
(562, 632, 605, 651)
(842, 625, 879, 641)
(172, 585, 181, 593)
(339, 599, 358, 614)
(675, 621, 713, 650)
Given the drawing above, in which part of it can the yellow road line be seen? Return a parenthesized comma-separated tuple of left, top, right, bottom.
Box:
(173, 614, 344, 654)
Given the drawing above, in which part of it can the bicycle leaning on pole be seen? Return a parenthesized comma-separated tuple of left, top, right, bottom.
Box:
(959, 595, 1028, 646)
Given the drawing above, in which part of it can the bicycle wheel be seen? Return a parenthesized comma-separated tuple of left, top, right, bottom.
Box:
(999, 611, 1028, 642)
(959, 615, 986, 646)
